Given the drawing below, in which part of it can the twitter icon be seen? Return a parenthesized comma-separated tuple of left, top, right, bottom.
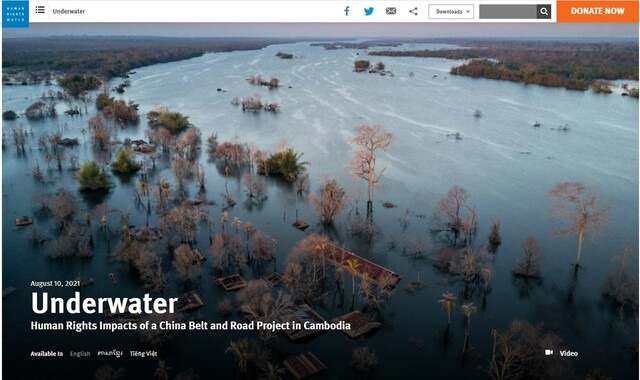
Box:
(364, 7, 374, 16)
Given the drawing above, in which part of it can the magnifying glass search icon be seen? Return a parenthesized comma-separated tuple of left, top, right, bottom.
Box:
(540, 7, 549, 15)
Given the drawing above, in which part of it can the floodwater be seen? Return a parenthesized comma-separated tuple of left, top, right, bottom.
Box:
(3, 41, 638, 379)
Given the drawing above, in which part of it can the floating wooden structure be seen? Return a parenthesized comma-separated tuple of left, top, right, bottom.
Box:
(187, 248, 207, 264)
(281, 304, 326, 341)
(215, 274, 247, 291)
(322, 244, 401, 289)
(533, 121, 541, 127)
(3, 287, 16, 298)
(292, 220, 309, 231)
(58, 138, 79, 146)
(332, 311, 381, 339)
(132, 226, 162, 241)
(15, 216, 33, 226)
(262, 272, 284, 286)
(283, 352, 327, 380)
(135, 144, 157, 153)
(175, 290, 205, 312)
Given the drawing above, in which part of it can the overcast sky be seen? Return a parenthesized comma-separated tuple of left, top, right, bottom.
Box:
(3, 23, 638, 39)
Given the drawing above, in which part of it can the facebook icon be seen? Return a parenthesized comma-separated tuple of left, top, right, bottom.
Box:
(344, 6, 350, 16)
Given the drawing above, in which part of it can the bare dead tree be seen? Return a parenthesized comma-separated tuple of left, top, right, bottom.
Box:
(548, 182, 609, 267)
(172, 156, 192, 189)
(349, 125, 394, 214)
(433, 186, 476, 245)
(175, 127, 201, 161)
(358, 273, 396, 311)
(308, 176, 347, 225)
(210, 233, 245, 272)
(52, 190, 76, 228)
(249, 230, 275, 266)
(489, 219, 502, 246)
(195, 164, 206, 190)
(161, 201, 208, 244)
(32, 191, 51, 211)
(113, 238, 165, 292)
(603, 244, 638, 311)
(88, 115, 111, 150)
(351, 346, 379, 373)
(173, 244, 202, 283)
(513, 238, 544, 278)
(243, 173, 267, 203)
(236, 279, 294, 345)
(488, 320, 571, 380)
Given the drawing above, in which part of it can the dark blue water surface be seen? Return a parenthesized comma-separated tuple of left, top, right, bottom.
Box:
(3, 41, 638, 379)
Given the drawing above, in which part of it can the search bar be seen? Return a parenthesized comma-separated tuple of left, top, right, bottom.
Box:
(479, 4, 552, 19)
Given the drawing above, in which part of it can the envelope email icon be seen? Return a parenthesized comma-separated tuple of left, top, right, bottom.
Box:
(386, 7, 397, 15)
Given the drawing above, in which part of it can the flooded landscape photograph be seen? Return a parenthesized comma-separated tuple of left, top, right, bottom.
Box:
(2, 23, 639, 379)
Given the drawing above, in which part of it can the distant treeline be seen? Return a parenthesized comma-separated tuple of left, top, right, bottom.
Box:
(3, 37, 294, 79)
(369, 40, 639, 90)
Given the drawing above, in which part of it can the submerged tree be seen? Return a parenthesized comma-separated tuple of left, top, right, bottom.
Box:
(488, 320, 571, 380)
(461, 302, 477, 354)
(438, 292, 456, 325)
(173, 244, 202, 283)
(489, 219, 502, 246)
(249, 230, 275, 266)
(172, 156, 192, 189)
(76, 161, 111, 190)
(308, 176, 347, 225)
(111, 149, 141, 173)
(243, 173, 267, 203)
(88, 115, 111, 150)
(548, 182, 608, 267)
(433, 186, 475, 244)
(346, 258, 360, 305)
(283, 233, 331, 302)
(52, 190, 76, 228)
(351, 346, 379, 373)
(226, 338, 251, 374)
(113, 238, 165, 292)
(236, 280, 294, 345)
(513, 238, 544, 278)
(349, 125, 394, 214)
(603, 244, 638, 311)
(161, 201, 208, 244)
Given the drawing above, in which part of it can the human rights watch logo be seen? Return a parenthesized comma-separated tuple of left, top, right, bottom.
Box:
(3, 1, 29, 28)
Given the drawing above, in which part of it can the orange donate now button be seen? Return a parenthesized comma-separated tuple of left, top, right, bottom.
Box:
(558, 1, 639, 22)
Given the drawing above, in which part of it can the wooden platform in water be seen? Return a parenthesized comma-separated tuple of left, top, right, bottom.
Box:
(331, 311, 381, 339)
(281, 304, 326, 341)
(132, 226, 162, 241)
(322, 244, 402, 288)
(15, 216, 33, 226)
(262, 272, 284, 286)
(215, 274, 247, 291)
(175, 290, 205, 312)
(283, 352, 327, 379)
(187, 248, 207, 264)
(292, 220, 309, 231)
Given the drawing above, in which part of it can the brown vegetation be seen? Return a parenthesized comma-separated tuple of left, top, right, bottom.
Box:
(548, 182, 608, 267)
(351, 346, 378, 372)
(308, 177, 347, 224)
(513, 238, 544, 278)
(349, 125, 394, 213)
